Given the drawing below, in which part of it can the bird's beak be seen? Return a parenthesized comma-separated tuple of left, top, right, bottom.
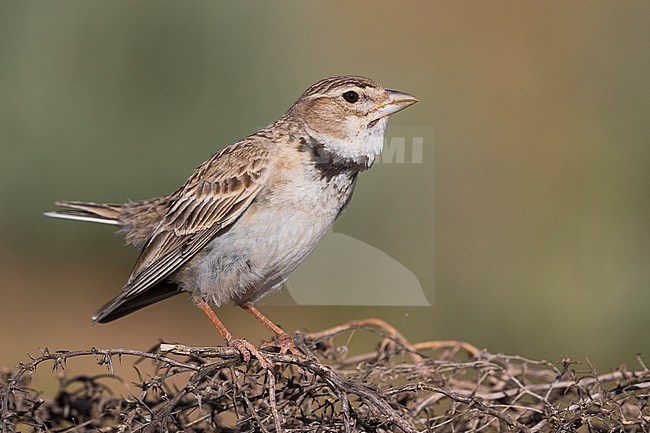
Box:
(369, 90, 419, 123)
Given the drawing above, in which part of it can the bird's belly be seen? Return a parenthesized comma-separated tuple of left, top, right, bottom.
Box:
(174, 175, 352, 306)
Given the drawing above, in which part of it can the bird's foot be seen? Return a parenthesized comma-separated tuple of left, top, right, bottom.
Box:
(261, 334, 303, 357)
(276, 335, 303, 357)
(261, 335, 307, 375)
(227, 338, 272, 369)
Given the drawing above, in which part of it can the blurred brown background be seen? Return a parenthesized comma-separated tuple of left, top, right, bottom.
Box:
(1, 0, 648, 385)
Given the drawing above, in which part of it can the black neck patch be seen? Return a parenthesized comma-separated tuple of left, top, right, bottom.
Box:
(298, 135, 370, 181)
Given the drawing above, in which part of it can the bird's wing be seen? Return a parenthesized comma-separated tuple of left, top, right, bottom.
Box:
(92, 139, 271, 322)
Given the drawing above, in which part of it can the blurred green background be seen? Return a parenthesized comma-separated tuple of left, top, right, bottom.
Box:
(1, 0, 648, 379)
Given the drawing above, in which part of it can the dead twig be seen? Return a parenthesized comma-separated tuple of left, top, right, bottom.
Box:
(1, 320, 648, 432)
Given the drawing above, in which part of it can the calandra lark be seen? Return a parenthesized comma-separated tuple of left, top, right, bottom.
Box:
(47, 75, 418, 363)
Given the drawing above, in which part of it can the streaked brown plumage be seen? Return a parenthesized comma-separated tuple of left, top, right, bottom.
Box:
(46, 75, 418, 362)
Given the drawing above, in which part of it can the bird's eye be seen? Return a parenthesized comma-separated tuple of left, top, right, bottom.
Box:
(342, 90, 359, 103)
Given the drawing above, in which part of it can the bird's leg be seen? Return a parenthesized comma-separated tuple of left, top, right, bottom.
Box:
(241, 302, 301, 356)
(197, 301, 271, 369)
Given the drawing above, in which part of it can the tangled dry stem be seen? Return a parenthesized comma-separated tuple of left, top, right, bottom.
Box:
(1, 318, 648, 432)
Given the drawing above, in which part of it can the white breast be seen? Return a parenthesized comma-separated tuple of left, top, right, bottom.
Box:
(175, 159, 356, 307)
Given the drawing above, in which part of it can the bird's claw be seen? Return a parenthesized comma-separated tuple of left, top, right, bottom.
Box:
(227, 338, 272, 369)
(260, 335, 306, 375)
(277, 335, 304, 357)
(261, 334, 303, 357)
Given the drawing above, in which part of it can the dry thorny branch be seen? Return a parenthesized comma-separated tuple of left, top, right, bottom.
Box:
(1, 318, 648, 432)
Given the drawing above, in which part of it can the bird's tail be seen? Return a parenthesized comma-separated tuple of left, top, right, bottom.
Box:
(45, 201, 123, 225)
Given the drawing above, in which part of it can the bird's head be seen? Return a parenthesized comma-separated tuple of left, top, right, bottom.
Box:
(287, 75, 418, 169)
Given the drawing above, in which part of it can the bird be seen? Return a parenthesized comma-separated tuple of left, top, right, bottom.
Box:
(46, 75, 418, 364)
